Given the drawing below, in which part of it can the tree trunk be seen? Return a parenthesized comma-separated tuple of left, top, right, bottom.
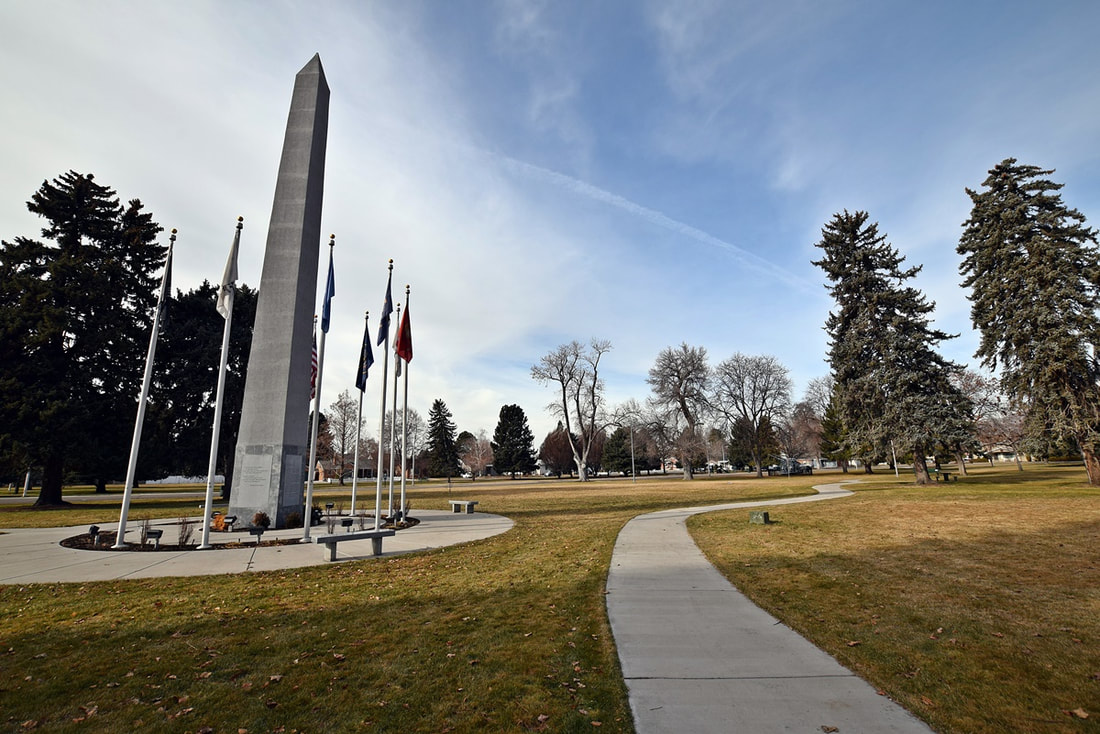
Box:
(1080, 443, 1100, 486)
(682, 458, 693, 480)
(94, 477, 107, 493)
(912, 448, 932, 485)
(953, 450, 969, 476)
(34, 454, 69, 506)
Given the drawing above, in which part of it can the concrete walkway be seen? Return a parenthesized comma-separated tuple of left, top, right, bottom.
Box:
(0, 508, 513, 584)
(606, 482, 934, 733)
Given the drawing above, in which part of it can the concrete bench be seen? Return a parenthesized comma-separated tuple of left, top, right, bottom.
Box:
(449, 500, 478, 514)
(314, 529, 396, 561)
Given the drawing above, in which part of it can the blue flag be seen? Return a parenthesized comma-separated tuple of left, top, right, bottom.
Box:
(376, 273, 393, 346)
(320, 249, 335, 333)
(355, 317, 374, 392)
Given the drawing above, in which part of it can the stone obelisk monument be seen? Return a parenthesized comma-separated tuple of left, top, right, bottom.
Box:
(229, 55, 329, 528)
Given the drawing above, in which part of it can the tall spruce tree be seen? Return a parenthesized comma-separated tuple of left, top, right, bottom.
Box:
(490, 404, 537, 479)
(818, 392, 851, 472)
(813, 210, 967, 484)
(141, 281, 256, 493)
(425, 399, 461, 479)
(957, 159, 1100, 484)
(0, 172, 164, 504)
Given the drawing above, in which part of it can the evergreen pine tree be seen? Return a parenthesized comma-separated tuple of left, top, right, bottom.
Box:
(813, 210, 968, 484)
(0, 172, 164, 504)
(818, 392, 851, 472)
(957, 158, 1100, 484)
(425, 399, 461, 479)
(602, 426, 634, 476)
(490, 404, 537, 479)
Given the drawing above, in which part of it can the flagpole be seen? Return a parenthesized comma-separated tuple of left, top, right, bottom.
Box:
(303, 235, 335, 542)
(399, 286, 410, 523)
(374, 260, 393, 531)
(200, 217, 243, 550)
(387, 303, 401, 521)
(114, 229, 175, 548)
(350, 310, 369, 516)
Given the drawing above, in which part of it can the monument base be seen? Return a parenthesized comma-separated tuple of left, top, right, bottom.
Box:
(229, 443, 307, 528)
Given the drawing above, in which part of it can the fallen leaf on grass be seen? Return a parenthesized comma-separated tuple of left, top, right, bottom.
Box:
(1069, 708, 1089, 720)
(72, 705, 98, 723)
(846, 640, 862, 647)
(921, 696, 935, 707)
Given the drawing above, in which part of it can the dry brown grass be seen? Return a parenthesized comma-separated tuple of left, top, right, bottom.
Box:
(0, 473, 810, 733)
(690, 464, 1100, 733)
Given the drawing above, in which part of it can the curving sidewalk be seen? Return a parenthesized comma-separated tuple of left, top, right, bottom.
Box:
(605, 481, 934, 733)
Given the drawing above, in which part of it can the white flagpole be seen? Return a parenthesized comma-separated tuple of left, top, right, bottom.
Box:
(304, 237, 335, 542)
(199, 217, 242, 550)
(304, 317, 324, 541)
(350, 388, 365, 514)
(399, 286, 410, 522)
(387, 303, 401, 521)
(374, 260, 393, 531)
(350, 311, 368, 515)
(114, 229, 175, 548)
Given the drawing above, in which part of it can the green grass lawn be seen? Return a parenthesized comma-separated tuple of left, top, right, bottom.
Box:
(0, 467, 1096, 733)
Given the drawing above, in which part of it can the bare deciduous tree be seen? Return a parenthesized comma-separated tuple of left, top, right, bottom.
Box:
(713, 353, 793, 477)
(531, 339, 613, 481)
(327, 390, 362, 484)
(803, 376, 835, 419)
(459, 429, 494, 479)
(959, 369, 1026, 470)
(646, 343, 710, 479)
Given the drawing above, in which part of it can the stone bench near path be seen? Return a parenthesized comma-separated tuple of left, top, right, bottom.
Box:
(448, 500, 478, 514)
(314, 529, 395, 561)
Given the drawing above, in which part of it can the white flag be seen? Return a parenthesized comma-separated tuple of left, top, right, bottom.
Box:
(216, 223, 241, 319)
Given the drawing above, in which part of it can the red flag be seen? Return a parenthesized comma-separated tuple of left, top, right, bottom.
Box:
(395, 304, 412, 362)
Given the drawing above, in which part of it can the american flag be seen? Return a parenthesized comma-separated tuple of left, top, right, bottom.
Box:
(310, 326, 318, 399)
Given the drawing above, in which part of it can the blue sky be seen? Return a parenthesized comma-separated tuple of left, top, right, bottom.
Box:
(2, 1, 1099, 443)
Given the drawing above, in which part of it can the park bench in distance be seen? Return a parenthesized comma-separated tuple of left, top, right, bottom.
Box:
(449, 500, 478, 514)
